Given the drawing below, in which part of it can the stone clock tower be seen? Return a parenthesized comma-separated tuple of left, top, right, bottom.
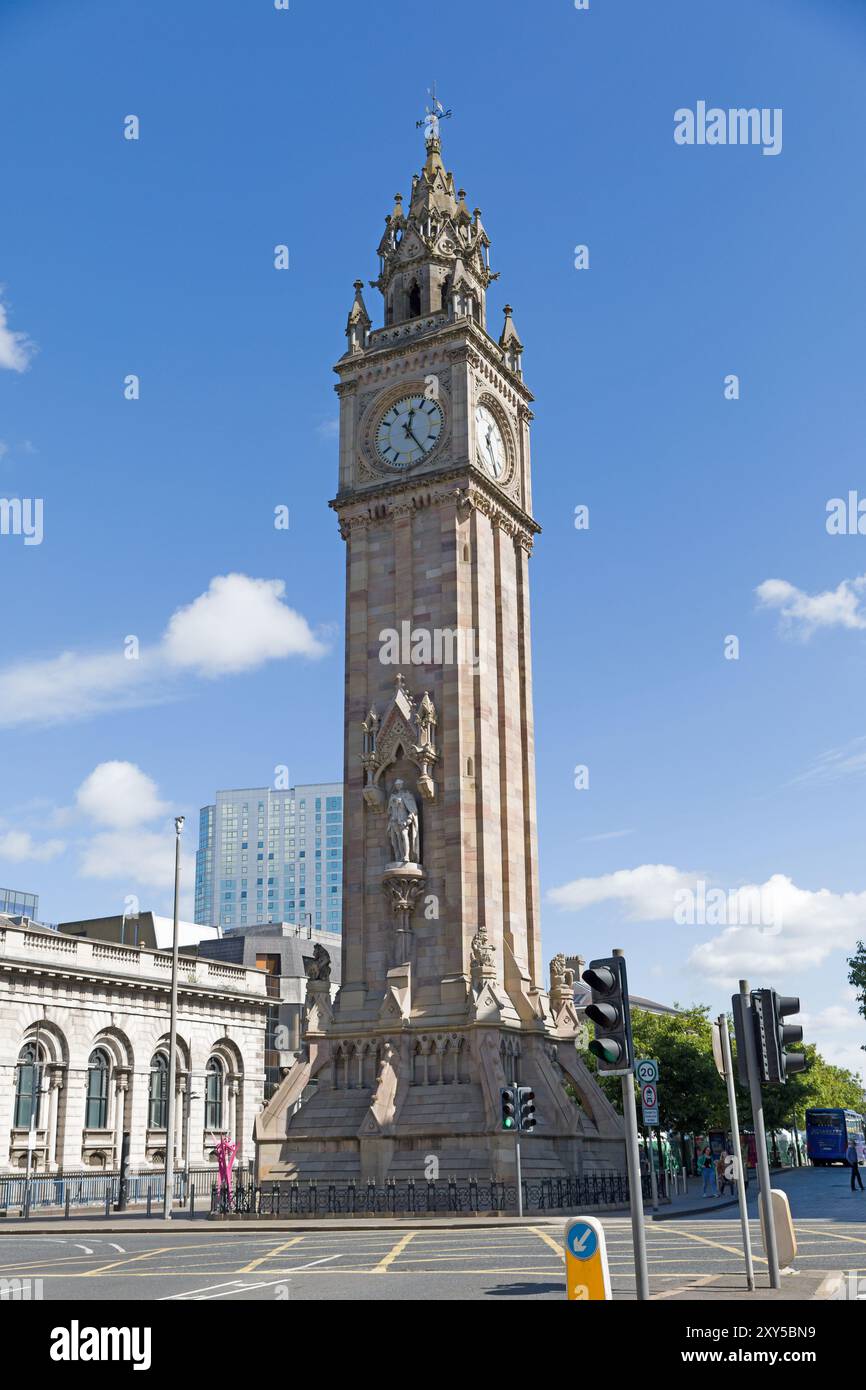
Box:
(255, 113, 624, 1183)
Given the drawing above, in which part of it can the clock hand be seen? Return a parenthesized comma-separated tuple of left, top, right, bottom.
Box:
(402, 421, 425, 450)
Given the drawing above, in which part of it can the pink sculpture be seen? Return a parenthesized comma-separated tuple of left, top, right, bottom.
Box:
(215, 1133, 237, 1196)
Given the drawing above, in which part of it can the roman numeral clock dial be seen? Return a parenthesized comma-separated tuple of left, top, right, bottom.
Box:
(376, 393, 444, 469)
(475, 403, 506, 480)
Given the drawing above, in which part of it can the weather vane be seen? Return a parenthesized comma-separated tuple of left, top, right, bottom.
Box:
(416, 81, 452, 143)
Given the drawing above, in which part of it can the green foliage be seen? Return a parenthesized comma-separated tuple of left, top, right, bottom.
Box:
(848, 942, 866, 1042)
(581, 1003, 865, 1149)
(758, 1044, 864, 1128)
(584, 1004, 729, 1134)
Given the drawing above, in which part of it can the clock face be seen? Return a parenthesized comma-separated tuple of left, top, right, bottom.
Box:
(475, 404, 506, 480)
(376, 394, 444, 469)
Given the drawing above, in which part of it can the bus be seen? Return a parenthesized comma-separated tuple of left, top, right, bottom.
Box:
(805, 1108, 866, 1166)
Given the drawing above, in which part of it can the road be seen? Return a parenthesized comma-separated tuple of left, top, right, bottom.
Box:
(0, 1167, 862, 1301)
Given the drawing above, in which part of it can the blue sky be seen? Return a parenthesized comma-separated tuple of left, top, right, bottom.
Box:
(1, 0, 865, 1075)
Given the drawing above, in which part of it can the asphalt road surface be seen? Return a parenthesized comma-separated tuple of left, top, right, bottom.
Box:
(0, 1167, 862, 1301)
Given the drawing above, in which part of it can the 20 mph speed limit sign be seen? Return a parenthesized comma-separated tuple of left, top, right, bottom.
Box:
(636, 1058, 659, 1086)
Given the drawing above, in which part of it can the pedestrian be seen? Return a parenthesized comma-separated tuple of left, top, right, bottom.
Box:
(699, 1146, 717, 1197)
(846, 1136, 864, 1193)
(716, 1147, 729, 1196)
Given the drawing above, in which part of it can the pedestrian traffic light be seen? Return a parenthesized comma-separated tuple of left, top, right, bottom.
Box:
(582, 955, 633, 1075)
(500, 1085, 517, 1130)
(752, 989, 806, 1085)
(517, 1087, 536, 1132)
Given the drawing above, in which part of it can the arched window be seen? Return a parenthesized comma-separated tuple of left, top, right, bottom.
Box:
(205, 1057, 224, 1130)
(408, 280, 421, 317)
(14, 1042, 41, 1129)
(85, 1048, 110, 1129)
(148, 1052, 168, 1129)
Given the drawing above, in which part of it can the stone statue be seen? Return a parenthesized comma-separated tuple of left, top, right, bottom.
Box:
(387, 779, 420, 864)
(549, 953, 575, 995)
(305, 942, 331, 983)
(415, 690, 437, 751)
(471, 923, 495, 973)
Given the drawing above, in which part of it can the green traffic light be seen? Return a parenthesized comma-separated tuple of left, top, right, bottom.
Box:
(503, 1117, 515, 1129)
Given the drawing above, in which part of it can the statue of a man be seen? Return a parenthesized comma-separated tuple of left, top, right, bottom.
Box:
(415, 690, 437, 751)
(387, 779, 420, 864)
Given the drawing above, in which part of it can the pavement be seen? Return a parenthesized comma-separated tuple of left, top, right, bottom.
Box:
(0, 1167, 862, 1300)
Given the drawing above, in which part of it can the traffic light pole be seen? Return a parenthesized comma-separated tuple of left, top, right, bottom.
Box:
(515, 1138, 523, 1218)
(621, 1070, 650, 1301)
(717, 1012, 755, 1291)
(739, 979, 781, 1290)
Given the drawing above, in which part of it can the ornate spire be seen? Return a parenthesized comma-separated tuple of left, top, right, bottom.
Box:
(499, 304, 524, 379)
(369, 89, 497, 331)
(345, 279, 370, 355)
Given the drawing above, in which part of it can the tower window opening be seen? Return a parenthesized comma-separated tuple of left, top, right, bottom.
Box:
(408, 281, 421, 317)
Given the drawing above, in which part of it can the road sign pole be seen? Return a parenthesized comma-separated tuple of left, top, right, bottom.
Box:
(621, 1070, 650, 1300)
(717, 1013, 755, 1291)
(739, 979, 781, 1289)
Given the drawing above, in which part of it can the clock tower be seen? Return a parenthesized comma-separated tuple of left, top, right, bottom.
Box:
(255, 110, 624, 1184)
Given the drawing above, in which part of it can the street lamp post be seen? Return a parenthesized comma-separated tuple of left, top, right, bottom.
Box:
(163, 815, 184, 1221)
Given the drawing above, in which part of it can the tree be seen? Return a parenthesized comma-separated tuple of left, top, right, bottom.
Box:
(848, 942, 866, 1046)
(585, 1004, 729, 1171)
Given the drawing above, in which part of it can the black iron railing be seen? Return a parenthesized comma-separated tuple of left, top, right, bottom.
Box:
(0, 1166, 220, 1212)
(211, 1170, 663, 1218)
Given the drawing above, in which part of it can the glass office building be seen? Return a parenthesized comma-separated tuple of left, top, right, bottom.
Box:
(194, 784, 343, 934)
(0, 887, 39, 918)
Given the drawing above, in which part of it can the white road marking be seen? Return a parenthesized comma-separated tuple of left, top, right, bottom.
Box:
(160, 1255, 343, 1301)
(74, 1244, 94, 1255)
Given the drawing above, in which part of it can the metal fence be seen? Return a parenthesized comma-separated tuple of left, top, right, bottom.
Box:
(212, 1170, 663, 1218)
(0, 1166, 219, 1214)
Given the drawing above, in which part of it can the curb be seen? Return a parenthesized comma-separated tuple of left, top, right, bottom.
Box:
(652, 1194, 741, 1221)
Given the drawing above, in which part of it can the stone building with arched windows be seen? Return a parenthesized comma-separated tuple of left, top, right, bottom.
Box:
(0, 915, 268, 1173)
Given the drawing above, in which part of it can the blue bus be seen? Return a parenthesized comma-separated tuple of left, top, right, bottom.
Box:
(805, 1108, 866, 1166)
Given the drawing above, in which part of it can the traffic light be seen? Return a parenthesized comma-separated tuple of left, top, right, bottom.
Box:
(582, 956, 633, 1075)
(517, 1087, 536, 1132)
(752, 989, 806, 1085)
(500, 1085, 517, 1130)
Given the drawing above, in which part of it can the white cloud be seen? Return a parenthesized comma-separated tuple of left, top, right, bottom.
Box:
(162, 573, 326, 675)
(548, 863, 698, 919)
(548, 862, 866, 986)
(756, 573, 866, 635)
(0, 830, 65, 862)
(79, 828, 195, 894)
(689, 875, 866, 980)
(315, 418, 340, 440)
(802, 1002, 866, 1083)
(577, 828, 635, 844)
(0, 295, 35, 372)
(0, 649, 170, 727)
(789, 735, 866, 786)
(76, 761, 169, 829)
(0, 573, 328, 727)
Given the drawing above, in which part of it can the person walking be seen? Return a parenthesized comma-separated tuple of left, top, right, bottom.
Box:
(700, 1146, 718, 1197)
(846, 1136, 864, 1193)
(716, 1146, 730, 1197)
